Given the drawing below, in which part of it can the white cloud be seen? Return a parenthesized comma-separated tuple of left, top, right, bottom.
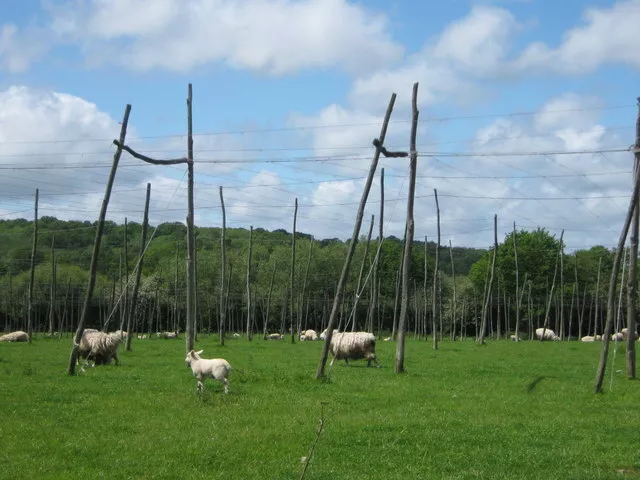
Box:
(512, 0, 640, 74)
(4, 0, 402, 76)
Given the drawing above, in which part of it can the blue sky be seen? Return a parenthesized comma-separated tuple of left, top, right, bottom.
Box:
(0, 0, 639, 250)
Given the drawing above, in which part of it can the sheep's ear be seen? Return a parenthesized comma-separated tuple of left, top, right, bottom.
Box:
(195, 349, 204, 355)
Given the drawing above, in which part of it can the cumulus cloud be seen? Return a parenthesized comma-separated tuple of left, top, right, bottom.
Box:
(512, 0, 640, 74)
(1, 0, 402, 76)
(0, 85, 267, 228)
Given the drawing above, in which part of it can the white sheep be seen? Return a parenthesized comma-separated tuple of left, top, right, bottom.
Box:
(535, 328, 560, 341)
(185, 349, 232, 394)
(78, 330, 123, 366)
(299, 329, 318, 341)
(383, 337, 392, 342)
(267, 333, 284, 340)
(329, 331, 380, 368)
(581, 335, 596, 342)
(0, 330, 29, 342)
(509, 334, 521, 342)
(611, 332, 624, 342)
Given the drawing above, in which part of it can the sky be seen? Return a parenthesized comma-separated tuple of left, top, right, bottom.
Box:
(0, 0, 639, 251)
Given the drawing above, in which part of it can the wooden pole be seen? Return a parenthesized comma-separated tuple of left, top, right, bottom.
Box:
(246, 225, 253, 341)
(27, 189, 39, 343)
(290, 198, 298, 344)
(67, 104, 130, 374)
(432, 189, 440, 350)
(626, 98, 640, 379)
(219, 186, 227, 346)
(126, 182, 151, 351)
(395, 82, 419, 374)
(316, 92, 397, 379)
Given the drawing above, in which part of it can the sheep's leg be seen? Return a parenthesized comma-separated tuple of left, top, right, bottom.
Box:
(221, 378, 229, 394)
(329, 356, 336, 367)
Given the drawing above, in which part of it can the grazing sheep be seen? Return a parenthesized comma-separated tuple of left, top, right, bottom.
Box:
(157, 330, 179, 339)
(535, 328, 560, 341)
(78, 330, 123, 366)
(383, 337, 392, 342)
(136, 334, 148, 340)
(0, 330, 29, 342)
(509, 334, 521, 342)
(611, 332, 624, 342)
(232, 333, 241, 338)
(267, 333, 284, 340)
(581, 335, 596, 342)
(329, 331, 380, 368)
(185, 349, 232, 394)
(299, 329, 318, 341)
(594, 334, 603, 341)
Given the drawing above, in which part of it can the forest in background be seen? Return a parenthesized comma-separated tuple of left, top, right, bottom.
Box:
(0, 216, 626, 339)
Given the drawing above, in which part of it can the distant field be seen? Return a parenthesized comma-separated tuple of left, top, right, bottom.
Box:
(1, 335, 639, 480)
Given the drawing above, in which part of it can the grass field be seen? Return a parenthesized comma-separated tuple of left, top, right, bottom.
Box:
(1, 335, 639, 480)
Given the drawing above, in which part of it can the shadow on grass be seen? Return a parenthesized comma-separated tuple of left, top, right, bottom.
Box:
(526, 376, 546, 393)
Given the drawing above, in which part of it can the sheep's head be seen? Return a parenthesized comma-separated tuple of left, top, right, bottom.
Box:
(185, 349, 204, 367)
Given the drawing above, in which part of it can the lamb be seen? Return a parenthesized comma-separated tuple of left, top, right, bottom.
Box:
(329, 331, 380, 368)
(299, 329, 318, 341)
(0, 330, 29, 342)
(535, 328, 560, 341)
(78, 329, 123, 366)
(185, 349, 232, 394)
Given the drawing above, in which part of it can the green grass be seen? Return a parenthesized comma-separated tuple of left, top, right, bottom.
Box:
(1, 336, 639, 480)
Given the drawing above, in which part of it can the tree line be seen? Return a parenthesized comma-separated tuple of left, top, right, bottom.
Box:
(0, 216, 629, 340)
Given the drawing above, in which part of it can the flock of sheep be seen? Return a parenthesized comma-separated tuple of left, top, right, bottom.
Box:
(4, 324, 637, 394)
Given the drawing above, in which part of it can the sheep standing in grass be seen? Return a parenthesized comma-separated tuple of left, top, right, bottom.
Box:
(0, 331, 29, 342)
(185, 349, 232, 394)
(329, 331, 380, 367)
(78, 330, 123, 366)
(535, 328, 560, 341)
(611, 332, 624, 342)
(299, 329, 318, 341)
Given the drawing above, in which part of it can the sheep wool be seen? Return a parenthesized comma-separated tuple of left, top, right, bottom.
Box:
(78, 330, 123, 366)
(0, 330, 29, 342)
(329, 331, 380, 368)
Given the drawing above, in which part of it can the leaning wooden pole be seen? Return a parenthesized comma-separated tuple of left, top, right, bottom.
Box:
(316, 92, 398, 379)
(432, 189, 440, 350)
(219, 186, 227, 346)
(67, 104, 130, 374)
(595, 109, 640, 392)
(27, 189, 39, 343)
(126, 182, 151, 351)
(395, 82, 420, 374)
(626, 98, 640, 380)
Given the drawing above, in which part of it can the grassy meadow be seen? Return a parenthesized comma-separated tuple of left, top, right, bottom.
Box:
(1, 335, 639, 480)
